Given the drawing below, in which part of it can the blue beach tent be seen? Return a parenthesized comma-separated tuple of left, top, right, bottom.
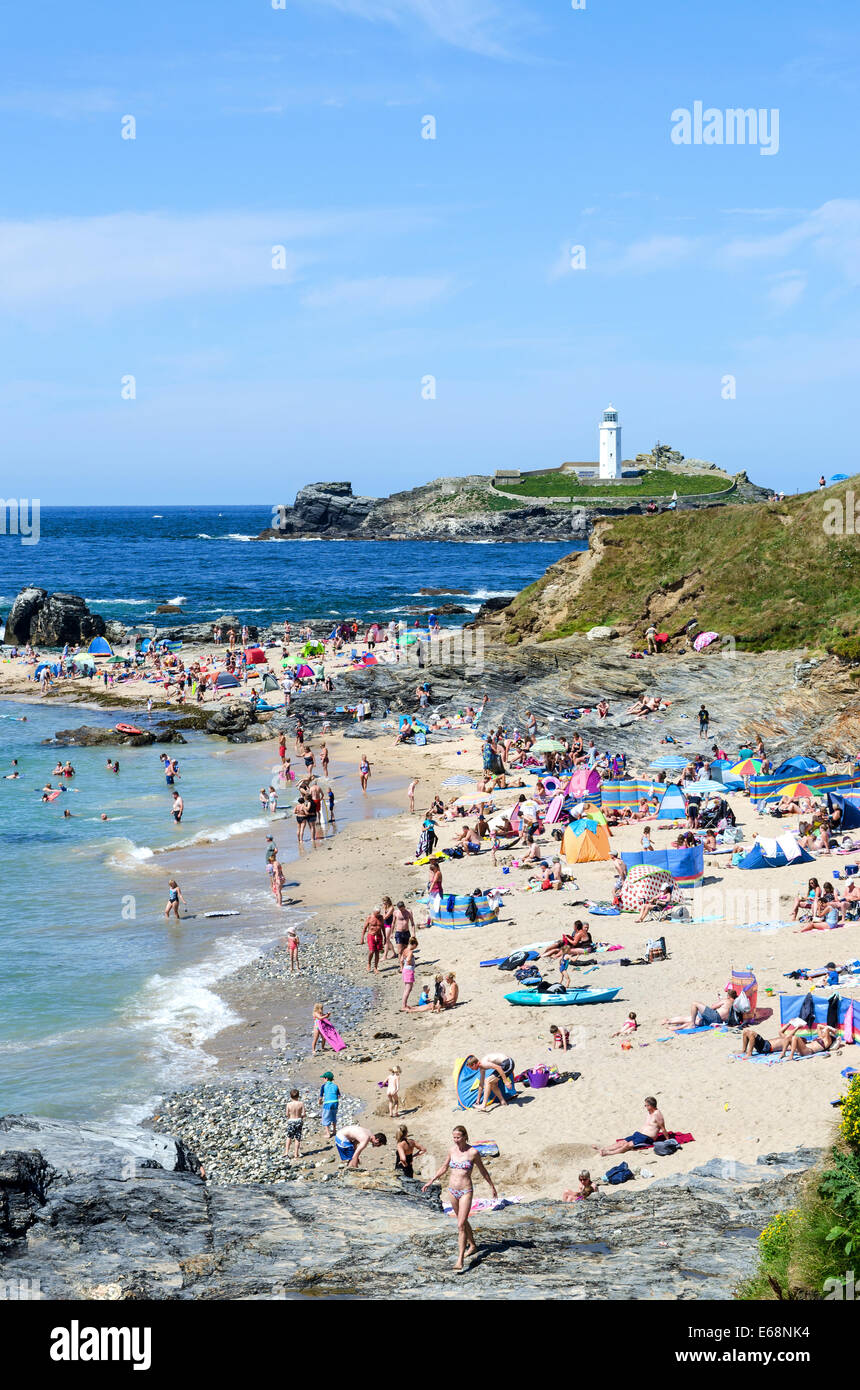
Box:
(87, 636, 112, 655)
(771, 756, 825, 778)
(828, 792, 860, 832)
(656, 783, 687, 821)
(738, 839, 814, 870)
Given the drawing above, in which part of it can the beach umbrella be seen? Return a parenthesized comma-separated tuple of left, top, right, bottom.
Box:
(454, 793, 495, 807)
(620, 865, 674, 909)
(693, 631, 719, 652)
(649, 755, 688, 770)
(776, 781, 817, 800)
(832, 474, 850, 481)
(726, 757, 762, 777)
(531, 738, 566, 753)
(442, 775, 474, 788)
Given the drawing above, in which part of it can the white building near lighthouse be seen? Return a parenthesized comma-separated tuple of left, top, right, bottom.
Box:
(598, 404, 622, 480)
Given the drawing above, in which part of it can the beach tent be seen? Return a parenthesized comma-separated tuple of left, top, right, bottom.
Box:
(710, 758, 744, 789)
(301, 642, 324, 657)
(828, 792, 860, 831)
(656, 783, 687, 821)
(601, 779, 664, 810)
(621, 844, 704, 885)
(214, 671, 240, 689)
(561, 818, 611, 863)
(87, 636, 112, 655)
(34, 662, 60, 678)
(453, 1056, 516, 1110)
(139, 638, 152, 654)
(780, 992, 860, 1043)
(738, 833, 814, 869)
(620, 865, 674, 909)
(295, 663, 315, 678)
(567, 767, 602, 805)
(262, 672, 280, 692)
(244, 646, 266, 664)
(772, 756, 825, 778)
(428, 892, 500, 929)
(750, 771, 860, 810)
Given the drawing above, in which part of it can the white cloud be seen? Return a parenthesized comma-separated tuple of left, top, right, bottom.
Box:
(722, 199, 860, 284)
(767, 272, 807, 312)
(302, 0, 532, 58)
(0, 87, 120, 119)
(613, 234, 698, 273)
(0, 208, 431, 316)
(301, 274, 452, 310)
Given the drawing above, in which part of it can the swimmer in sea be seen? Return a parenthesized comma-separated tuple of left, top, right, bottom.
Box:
(171, 790, 184, 823)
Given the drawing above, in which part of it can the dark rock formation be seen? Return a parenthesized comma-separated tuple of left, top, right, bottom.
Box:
(0, 1113, 818, 1300)
(155, 604, 183, 614)
(4, 589, 106, 647)
(204, 702, 256, 738)
(46, 724, 186, 748)
(271, 481, 376, 536)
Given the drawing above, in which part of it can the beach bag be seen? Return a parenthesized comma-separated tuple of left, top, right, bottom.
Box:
(653, 1138, 680, 1156)
(498, 951, 527, 972)
(465, 896, 479, 923)
(605, 1162, 634, 1185)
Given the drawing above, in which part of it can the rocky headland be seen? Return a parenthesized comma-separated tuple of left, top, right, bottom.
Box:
(0, 1113, 820, 1299)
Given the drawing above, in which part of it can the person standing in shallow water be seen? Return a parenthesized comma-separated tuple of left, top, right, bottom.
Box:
(422, 1125, 497, 1272)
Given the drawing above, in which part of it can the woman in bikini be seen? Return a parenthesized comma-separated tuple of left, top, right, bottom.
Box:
(782, 1022, 843, 1060)
(379, 895, 397, 959)
(422, 1125, 497, 1271)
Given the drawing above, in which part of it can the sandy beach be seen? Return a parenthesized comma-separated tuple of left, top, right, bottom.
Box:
(5, 640, 858, 1199)
(176, 727, 860, 1199)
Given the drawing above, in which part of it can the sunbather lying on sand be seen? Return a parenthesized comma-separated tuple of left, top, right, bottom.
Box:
(662, 988, 741, 1029)
(780, 1022, 843, 1060)
(739, 1023, 797, 1057)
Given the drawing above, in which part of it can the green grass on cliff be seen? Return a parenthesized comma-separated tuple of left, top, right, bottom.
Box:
(501, 468, 728, 499)
(505, 481, 860, 652)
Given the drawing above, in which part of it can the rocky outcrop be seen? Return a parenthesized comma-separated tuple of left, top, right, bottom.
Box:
(0, 1114, 818, 1300)
(46, 724, 186, 748)
(257, 480, 591, 543)
(4, 589, 106, 648)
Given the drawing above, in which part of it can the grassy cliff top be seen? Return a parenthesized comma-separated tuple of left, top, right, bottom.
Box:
(499, 468, 729, 499)
(502, 482, 860, 653)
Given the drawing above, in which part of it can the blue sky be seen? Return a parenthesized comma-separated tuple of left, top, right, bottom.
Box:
(0, 0, 858, 503)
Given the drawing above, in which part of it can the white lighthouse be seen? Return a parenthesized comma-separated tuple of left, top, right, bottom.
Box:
(598, 404, 622, 480)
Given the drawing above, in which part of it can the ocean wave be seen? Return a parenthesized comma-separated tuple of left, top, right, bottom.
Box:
(196, 533, 212, 539)
(153, 815, 270, 853)
(106, 838, 156, 868)
(223, 533, 255, 541)
(85, 597, 150, 606)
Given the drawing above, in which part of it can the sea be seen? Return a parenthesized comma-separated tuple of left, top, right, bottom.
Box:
(0, 506, 579, 1123)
